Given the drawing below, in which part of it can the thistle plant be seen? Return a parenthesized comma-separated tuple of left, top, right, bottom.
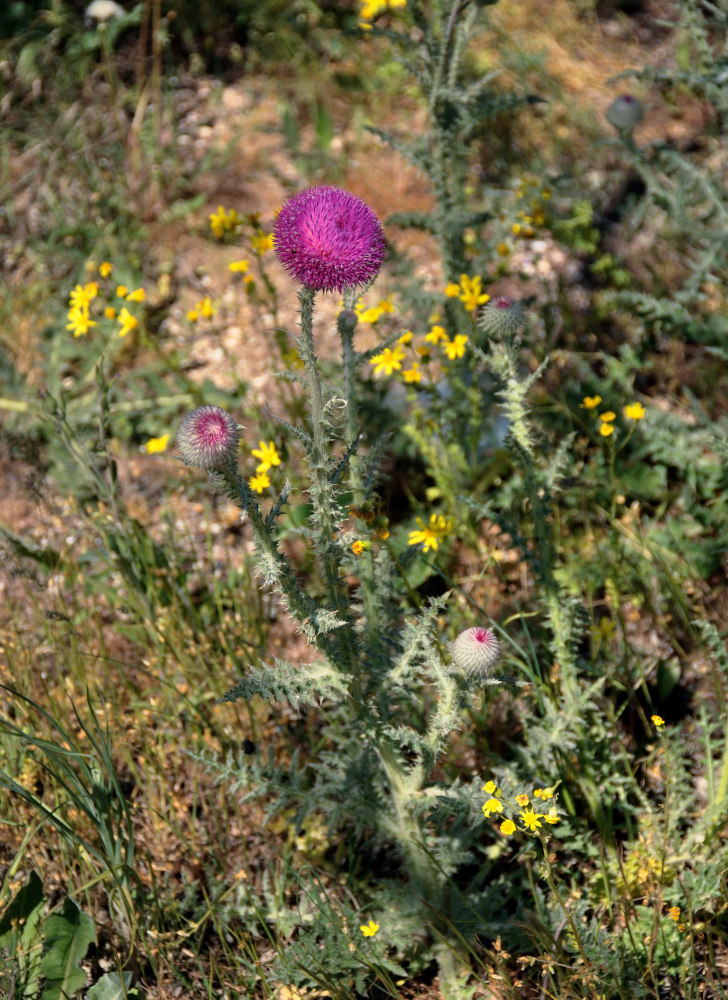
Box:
(179, 184, 506, 996)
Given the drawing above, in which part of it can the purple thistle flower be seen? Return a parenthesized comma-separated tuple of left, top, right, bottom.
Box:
(449, 627, 501, 678)
(478, 296, 526, 339)
(273, 186, 386, 293)
(177, 405, 240, 472)
(606, 95, 644, 133)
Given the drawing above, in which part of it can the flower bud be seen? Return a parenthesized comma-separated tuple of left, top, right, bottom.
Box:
(177, 405, 240, 472)
(449, 626, 500, 677)
(606, 95, 644, 133)
(478, 296, 526, 339)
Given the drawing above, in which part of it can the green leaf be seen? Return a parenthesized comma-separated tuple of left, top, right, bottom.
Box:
(0, 869, 46, 996)
(39, 898, 95, 1000)
(86, 971, 140, 1000)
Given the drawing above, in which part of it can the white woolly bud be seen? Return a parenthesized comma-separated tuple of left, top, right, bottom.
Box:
(449, 627, 500, 677)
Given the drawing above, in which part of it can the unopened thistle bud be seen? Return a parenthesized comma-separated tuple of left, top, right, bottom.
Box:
(449, 627, 501, 678)
(606, 95, 644, 133)
(177, 405, 240, 472)
(478, 296, 526, 339)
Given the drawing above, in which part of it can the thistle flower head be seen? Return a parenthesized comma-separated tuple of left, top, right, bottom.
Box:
(177, 405, 240, 472)
(273, 186, 386, 293)
(449, 626, 501, 678)
(606, 95, 644, 133)
(478, 296, 526, 339)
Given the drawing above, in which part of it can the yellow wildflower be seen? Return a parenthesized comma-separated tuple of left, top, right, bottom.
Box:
(398, 330, 413, 345)
(126, 288, 146, 303)
(407, 513, 454, 553)
(116, 285, 128, 298)
(651, 714, 665, 729)
(144, 434, 170, 454)
(624, 402, 646, 421)
(515, 794, 530, 807)
(66, 308, 97, 337)
(352, 540, 365, 556)
(99, 261, 113, 278)
(482, 780, 498, 795)
(251, 232, 274, 255)
(668, 906, 680, 922)
(519, 809, 543, 833)
(249, 471, 271, 493)
(599, 411, 616, 423)
(599, 423, 615, 438)
(442, 334, 468, 360)
(251, 441, 281, 473)
(445, 283, 461, 298)
(360, 918, 380, 937)
(458, 274, 490, 311)
(581, 395, 602, 409)
(482, 798, 504, 817)
(117, 307, 138, 338)
(104, 306, 117, 320)
(425, 325, 448, 345)
(500, 819, 516, 836)
(229, 259, 250, 273)
(402, 364, 422, 384)
(370, 344, 406, 376)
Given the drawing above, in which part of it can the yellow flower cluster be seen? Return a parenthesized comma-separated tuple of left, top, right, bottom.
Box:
(65, 264, 144, 339)
(352, 293, 396, 325)
(187, 296, 216, 323)
(249, 440, 281, 493)
(209, 206, 241, 240)
(407, 513, 455, 553)
(482, 780, 560, 837)
(444, 273, 490, 312)
(581, 395, 646, 438)
(358, 0, 406, 27)
(368, 318, 469, 383)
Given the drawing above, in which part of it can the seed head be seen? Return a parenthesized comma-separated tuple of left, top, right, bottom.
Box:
(450, 626, 501, 678)
(478, 296, 526, 339)
(177, 405, 240, 472)
(606, 95, 644, 133)
(273, 186, 386, 293)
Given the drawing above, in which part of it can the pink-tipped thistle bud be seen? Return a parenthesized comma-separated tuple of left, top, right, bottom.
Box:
(177, 405, 240, 472)
(449, 627, 501, 678)
(478, 296, 526, 339)
(606, 95, 644, 133)
(273, 185, 386, 293)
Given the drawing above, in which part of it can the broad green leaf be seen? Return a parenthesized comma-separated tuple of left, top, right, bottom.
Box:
(39, 898, 94, 1000)
(85, 971, 139, 1000)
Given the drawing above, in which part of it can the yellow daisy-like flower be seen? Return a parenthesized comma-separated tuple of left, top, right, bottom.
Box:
(359, 304, 384, 324)
(442, 334, 468, 360)
(360, 918, 379, 937)
(116, 285, 128, 298)
(249, 471, 271, 493)
(251, 232, 274, 255)
(599, 411, 616, 423)
(200, 296, 215, 318)
(515, 794, 529, 807)
(457, 274, 490, 312)
(251, 440, 281, 473)
(398, 330, 413, 345)
(352, 540, 365, 556)
(370, 344, 406, 376)
(144, 434, 170, 454)
(668, 906, 680, 922)
(117, 307, 138, 338)
(66, 307, 97, 337)
(500, 819, 516, 836)
(482, 797, 504, 817)
(482, 780, 497, 795)
(519, 809, 543, 833)
(581, 395, 602, 409)
(425, 325, 448, 345)
(651, 714, 665, 728)
(407, 513, 454, 553)
(544, 813, 559, 825)
(68, 282, 98, 312)
(98, 261, 113, 278)
(104, 306, 117, 320)
(229, 259, 250, 274)
(126, 288, 146, 303)
(624, 402, 646, 421)
(402, 364, 422, 384)
(445, 282, 461, 298)
(599, 423, 615, 437)
(187, 309, 200, 322)
(209, 206, 241, 239)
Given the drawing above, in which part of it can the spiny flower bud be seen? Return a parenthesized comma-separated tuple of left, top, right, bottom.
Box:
(606, 95, 644, 133)
(273, 185, 386, 293)
(478, 296, 526, 339)
(449, 627, 501, 678)
(177, 405, 240, 472)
